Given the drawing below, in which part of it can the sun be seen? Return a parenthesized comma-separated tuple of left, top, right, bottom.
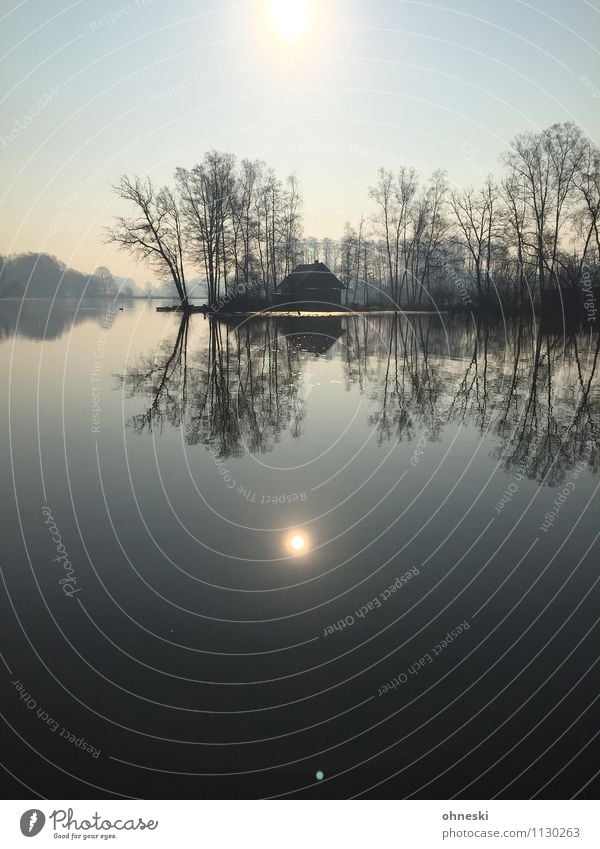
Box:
(288, 532, 307, 553)
(269, 0, 311, 40)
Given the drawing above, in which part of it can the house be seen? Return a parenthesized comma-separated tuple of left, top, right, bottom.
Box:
(275, 261, 345, 310)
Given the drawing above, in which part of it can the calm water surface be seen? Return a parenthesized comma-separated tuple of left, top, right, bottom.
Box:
(1, 299, 599, 798)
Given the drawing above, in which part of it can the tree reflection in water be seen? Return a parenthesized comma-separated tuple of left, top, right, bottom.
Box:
(119, 313, 599, 485)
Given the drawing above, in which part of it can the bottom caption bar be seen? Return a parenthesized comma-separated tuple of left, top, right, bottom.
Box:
(1, 800, 598, 847)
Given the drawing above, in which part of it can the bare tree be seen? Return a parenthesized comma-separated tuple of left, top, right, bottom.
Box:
(281, 175, 303, 276)
(451, 177, 499, 306)
(370, 169, 398, 300)
(94, 266, 116, 299)
(417, 170, 449, 303)
(231, 158, 261, 287)
(501, 122, 586, 296)
(573, 137, 600, 264)
(176, 151, 236, 307)
(500, 174, 529, 308)
(107, 176, 188, 307)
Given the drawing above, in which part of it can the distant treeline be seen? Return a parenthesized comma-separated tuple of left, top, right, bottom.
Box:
(109, 122, 600, 311)
(0, 253, 135, 300)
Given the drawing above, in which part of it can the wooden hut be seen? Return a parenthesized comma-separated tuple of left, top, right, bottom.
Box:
(275, 261, 345, 310)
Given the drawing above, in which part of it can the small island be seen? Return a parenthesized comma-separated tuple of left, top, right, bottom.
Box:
(105, 125, 600, 322)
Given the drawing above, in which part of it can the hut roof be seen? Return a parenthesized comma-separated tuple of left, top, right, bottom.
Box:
(278, 261, 345, 294)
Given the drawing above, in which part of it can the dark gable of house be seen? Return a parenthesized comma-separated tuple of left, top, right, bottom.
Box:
(276, 261, 345, 308)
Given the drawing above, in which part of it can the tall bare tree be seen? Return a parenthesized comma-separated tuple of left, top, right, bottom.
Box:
(107, 176, 188, 307)
(451, 177, 499, 306)
(501, 122, 586, 296)
(176, 151, 236, 307)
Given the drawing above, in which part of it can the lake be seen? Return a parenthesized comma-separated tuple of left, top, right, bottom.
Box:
(1, 298, 599, 799)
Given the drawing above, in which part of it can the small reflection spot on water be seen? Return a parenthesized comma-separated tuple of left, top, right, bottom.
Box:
(288, 532, 307, 553)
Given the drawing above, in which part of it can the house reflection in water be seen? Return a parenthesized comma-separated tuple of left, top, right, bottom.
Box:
(277, 316, 344, 356)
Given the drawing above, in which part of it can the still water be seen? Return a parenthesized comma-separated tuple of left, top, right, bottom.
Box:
(1, 299, 599, 799)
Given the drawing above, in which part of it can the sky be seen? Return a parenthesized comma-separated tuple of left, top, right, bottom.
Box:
(1, 0, 599, 285)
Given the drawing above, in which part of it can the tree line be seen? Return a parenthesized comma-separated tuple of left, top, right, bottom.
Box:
(109, 122, 600, 310)
(0, 253, 135, 300)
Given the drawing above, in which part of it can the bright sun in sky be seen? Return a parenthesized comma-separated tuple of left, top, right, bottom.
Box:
(269, 0, 311, 40)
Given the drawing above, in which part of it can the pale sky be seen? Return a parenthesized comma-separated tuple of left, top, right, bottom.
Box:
(1, 0, 599, 285)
